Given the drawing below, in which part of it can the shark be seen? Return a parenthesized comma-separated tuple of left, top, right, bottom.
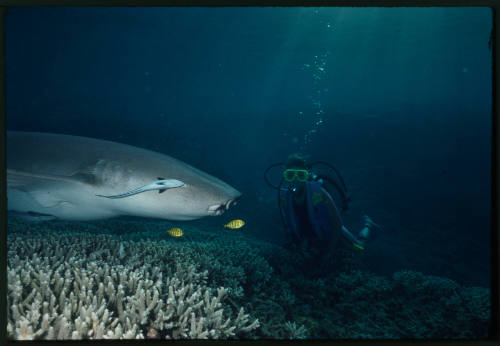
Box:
(7, 131, 241, 221)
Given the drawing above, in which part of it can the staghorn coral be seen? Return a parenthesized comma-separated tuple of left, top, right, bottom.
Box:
(7, 226, 259, 340)
(283, 321, 309, 339)
(179, 238, 274, 298)
(7, 217, 491, 339)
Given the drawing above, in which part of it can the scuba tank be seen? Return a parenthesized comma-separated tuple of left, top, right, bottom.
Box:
(264, 160, 350, 231)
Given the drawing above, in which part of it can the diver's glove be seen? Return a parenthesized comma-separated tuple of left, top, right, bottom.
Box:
(359, 215, 381, 240)
(363, 215, 380, 228)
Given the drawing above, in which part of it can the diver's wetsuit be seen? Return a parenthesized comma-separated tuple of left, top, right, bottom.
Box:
(289, 187, 332, 251)
(286, 182, 366, 252)
(291, 198, 314, 237)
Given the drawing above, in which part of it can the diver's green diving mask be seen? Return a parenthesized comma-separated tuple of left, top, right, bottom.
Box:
(283, 168, 311, 182)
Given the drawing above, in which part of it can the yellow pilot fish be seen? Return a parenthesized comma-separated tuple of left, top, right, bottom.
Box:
(224, 219, 245, 229)
(166, 227, 184, 237)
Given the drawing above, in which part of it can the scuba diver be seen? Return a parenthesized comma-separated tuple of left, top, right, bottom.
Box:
(264, 153, 380, 255)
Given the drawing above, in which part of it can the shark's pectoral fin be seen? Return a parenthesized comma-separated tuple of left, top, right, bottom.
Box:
(9, 211, 57, 222)
(96, 178, 184, 199)
(28, 191, 71, 208)
(7, 170, 78, 208)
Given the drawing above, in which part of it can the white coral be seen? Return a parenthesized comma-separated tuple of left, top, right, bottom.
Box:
(284, 321, 308, 339)
(7, 230, 259, 340)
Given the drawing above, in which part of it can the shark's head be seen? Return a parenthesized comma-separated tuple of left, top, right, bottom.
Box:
(175, 179, 242, 219)
(120, 158, 242, 221)
(133, 179, 241, 221)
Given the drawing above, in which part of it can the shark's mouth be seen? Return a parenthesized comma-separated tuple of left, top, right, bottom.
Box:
(207, 197, 240, 216)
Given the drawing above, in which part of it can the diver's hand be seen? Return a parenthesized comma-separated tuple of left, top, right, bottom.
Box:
(362, 215, 381, 229)
(358, 215, 381, 241)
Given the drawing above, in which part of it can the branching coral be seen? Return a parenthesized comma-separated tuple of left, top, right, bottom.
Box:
(284, 321, 308, 339)
(7, 227, 260, 340)
(7, 217, 490, 340)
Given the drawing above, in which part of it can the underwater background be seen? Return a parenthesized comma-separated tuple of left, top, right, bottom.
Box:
(5, 6, 492, 339)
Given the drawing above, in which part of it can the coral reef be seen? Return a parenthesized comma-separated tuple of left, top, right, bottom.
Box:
(284, 321, 309, 339)
(7, 217, 491, 339)
(7, 224, 259, 340)
(247, 242, 491, 339)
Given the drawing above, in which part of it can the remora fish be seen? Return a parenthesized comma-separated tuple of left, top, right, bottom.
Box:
(7, 131, 241, 221)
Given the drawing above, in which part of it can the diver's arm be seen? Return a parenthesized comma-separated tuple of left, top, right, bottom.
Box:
(340, 226, 365, 247)
(319, 187, 344, 230)
(341, 218, 379, 249)
(320, 186, 366, 248)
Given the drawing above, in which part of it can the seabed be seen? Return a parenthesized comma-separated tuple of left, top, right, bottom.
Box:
(6, 217, 491, 339)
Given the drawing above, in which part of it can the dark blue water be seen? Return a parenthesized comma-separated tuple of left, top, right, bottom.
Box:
(6, 6, 492, 289)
